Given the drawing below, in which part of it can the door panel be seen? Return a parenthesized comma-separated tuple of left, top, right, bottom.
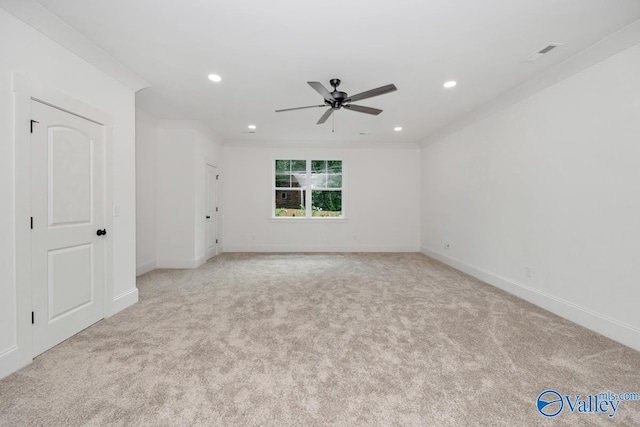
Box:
(49, 127, 92, 226)
(48, 243, 93, 320)
(31, 100, 105, 356)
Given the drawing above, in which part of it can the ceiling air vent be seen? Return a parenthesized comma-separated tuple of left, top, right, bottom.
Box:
(524, 43, 563, 62)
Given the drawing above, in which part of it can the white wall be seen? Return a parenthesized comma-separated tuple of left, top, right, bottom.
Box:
(136, 117, 223, 271)
(0, 7, 138, 378)
(135, 109, 158, 275)
(223, 144, 421, 252)
(420, 43, 640, 350)
(155, 128, 197, 267)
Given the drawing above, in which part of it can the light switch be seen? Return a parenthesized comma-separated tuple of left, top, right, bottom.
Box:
(113, 204, 121, 217)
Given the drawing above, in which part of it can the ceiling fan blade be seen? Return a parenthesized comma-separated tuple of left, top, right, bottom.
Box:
(344, 84, 397, 103)
(343, 104, 383, 115)
(317, 108, 334, 124)
(275, 104, 326, 113)
(308, 81, 336, 102)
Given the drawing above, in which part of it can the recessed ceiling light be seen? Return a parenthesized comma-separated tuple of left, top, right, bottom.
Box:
(443, 80, 457, 88)
(208, 74, 222, 82)
(394, 127, 403, 132)
(248, 124, 257, 130)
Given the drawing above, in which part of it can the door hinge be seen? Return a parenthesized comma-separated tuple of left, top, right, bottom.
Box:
(216, 175, 219, 180)
(216, 239, 218, 244)
(30, 120, 39, 133)
(31, 312, 34, 324)
(30, 217, 33, 229)
(215, 207, 219, 212)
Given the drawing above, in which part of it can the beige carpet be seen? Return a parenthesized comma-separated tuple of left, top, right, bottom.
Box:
(1, 253, 639, 426)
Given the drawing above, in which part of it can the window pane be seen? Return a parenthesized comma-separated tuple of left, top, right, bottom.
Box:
(312, 160, 326, 173)
(311, 160, 327, 189)
(275, 160, 290, 173)
(327, 160, 342, 173)
(312, 190, 342, 217)
(291, 160, 307, 188)
(291, 172, 307, 188)
(275, 173, 290, 188)
(310, 173, 326, 189)
(275, 190, 306, 217)
(291, 160, 306, 173)
(327, 173, 342, 188)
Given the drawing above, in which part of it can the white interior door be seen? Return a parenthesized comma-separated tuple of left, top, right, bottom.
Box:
(31, 100, 105, 356)
(205, 164, 218, 260)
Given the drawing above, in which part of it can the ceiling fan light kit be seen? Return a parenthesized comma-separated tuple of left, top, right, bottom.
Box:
(276, 78, 397, 125)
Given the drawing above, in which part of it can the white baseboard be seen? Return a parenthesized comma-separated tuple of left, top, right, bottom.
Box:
(155, 259, 201, 269)
(0, 346, 28, 381)
(223, 244, 421, 253)
(136, 261, 156, 276)
(150, 257, 208, 270)
(420, 246, 640, 352)
(106, 288, 138, 318)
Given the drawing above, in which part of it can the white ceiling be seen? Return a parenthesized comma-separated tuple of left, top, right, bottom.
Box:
(34, 0, 640, 144)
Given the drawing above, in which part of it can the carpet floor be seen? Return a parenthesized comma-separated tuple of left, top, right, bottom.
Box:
(1, 253, 639, 426)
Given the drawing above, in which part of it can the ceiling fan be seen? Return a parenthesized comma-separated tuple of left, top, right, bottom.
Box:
(275, 79, 397, 124)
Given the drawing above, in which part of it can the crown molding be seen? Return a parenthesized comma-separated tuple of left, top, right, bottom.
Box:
(223, 139, 420, 150)
(0, 0, 149, 92)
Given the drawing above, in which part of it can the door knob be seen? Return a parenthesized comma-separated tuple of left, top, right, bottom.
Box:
(96, 229, 107, 236)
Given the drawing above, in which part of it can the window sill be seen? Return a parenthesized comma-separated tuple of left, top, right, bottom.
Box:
(268, 217, 349, 223)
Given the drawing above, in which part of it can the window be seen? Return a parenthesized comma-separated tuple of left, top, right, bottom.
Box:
(274, 159, 343, 218)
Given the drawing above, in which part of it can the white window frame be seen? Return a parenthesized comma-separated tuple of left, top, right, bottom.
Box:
(272, 159, 345, 220)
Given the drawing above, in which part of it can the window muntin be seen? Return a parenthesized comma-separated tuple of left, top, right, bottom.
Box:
(274, 159, 343, 218)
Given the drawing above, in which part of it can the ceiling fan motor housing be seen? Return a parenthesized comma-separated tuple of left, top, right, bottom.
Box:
(331, 91, 347, 104)
(329, 78, 347, 107)
(275, 78, 397, 124)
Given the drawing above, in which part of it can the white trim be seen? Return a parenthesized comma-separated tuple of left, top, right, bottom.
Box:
(103, 121, 115, 323)
(421, 19, 640, 146)
(106, 288, 138, 318)
(13, 74, 114, 124)
(224, 245, 420, 253)
(11, 73, 118, 378)
(11, 73, 33, 377)
(155, 259, 204, 269)
(136, 261, 156, 277)
(226, 140, 420, 149)
(0, 346, 28, 380)
(420, 246, 640, 352)
(0, 0, 149, 92)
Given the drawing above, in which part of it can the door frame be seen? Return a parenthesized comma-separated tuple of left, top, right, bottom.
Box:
(13, 73, 114, 368)
(205, 161, 219, 259)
